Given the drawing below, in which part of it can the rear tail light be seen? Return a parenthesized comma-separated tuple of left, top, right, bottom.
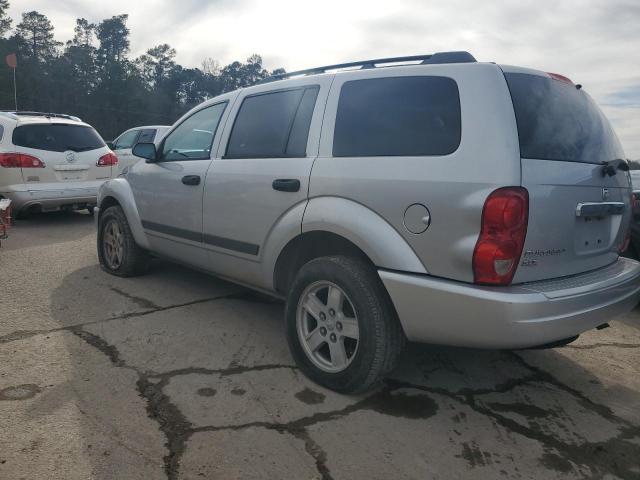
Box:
(473, 187, 529, 285)
(97, 152, 118, 167)
(0, 153, 45, 168)
(547, 72, 574, 85)
(619, 231, 631, 254)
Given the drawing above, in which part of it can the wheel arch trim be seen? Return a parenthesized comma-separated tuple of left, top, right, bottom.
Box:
(97, 179, 150, 249)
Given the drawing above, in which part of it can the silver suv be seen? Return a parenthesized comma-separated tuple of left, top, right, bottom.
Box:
(96, 51, 640, 393)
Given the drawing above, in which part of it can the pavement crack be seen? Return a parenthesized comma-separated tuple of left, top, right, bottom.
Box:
(137, 375, 192, 480)
(148, 364, 297, 381)
(0, 292, 239, 346)
(107, 286, 161, 310)
(70, 326, 125, 367)
(506, 352, 622, 423)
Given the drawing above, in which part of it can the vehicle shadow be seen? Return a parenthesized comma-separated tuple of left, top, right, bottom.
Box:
(30, 261, 640, 479)
(5, 210, 94, 251)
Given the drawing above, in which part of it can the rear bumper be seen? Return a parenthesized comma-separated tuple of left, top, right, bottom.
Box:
(1, 182, 103, 212)
(379, 257, 640, 349)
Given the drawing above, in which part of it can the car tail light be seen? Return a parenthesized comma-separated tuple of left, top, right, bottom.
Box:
(97, 152, 118, 167)
(0, 153, 45, 168)
(547, 72, 574, 85)
(473, 187, 529, 285)
(619, 230, 631, 254)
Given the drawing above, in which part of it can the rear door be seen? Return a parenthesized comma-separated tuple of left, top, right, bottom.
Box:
(12, 122, 113, 186)
(202, 76, 330, 286)
(503, 69, 631, 283)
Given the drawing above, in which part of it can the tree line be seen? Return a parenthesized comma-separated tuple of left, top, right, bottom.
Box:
(0, 1, 285, 140)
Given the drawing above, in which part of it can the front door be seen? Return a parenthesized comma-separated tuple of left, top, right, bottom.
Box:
(202, 76, 332, 289)
(127, 100, 231, 267)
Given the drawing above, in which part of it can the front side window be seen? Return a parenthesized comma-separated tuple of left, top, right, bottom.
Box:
(333, 76, 461, 157)
(161, 102, 227, 161)
(225, 86, 319, 159)
(114, 130, 139, 150)
(13, 124, 106, 152)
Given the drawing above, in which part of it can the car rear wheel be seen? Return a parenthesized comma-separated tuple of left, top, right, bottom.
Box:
(98, 205, 149, 277)
(285, 255, 405, 393)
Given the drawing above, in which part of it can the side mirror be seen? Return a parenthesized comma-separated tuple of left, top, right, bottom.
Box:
(132, 142, 158, 162)
(106, 141, 115, 150)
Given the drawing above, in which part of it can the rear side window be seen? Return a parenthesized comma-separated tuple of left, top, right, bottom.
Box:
(225, 86, 319, 158)
(13, 124, 105, 152)
(505, 73, 624, 164)
(333, 76, 461, 157)
(137, 129, 156, 143)
(0, 124, 4, 142)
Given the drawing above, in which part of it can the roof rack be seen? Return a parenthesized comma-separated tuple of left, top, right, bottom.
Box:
(260, 51, 476, 84)
(0, 111, 82, 122)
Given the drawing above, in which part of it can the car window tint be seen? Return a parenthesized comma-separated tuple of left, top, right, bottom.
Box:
(504, 73, 623, 164)
(114, 130, 139, 149)
(161, 103, 227, 161)
(226, 86, 318, 158)
(13, 124, 106, 152)
(137, 129, 157, 143)
(0, 124, 4, 142)
(285, 87, 319, 156)
(333, 76, 461, 157)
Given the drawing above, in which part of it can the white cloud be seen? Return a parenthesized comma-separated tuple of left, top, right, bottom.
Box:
(7, 0, 640, 156)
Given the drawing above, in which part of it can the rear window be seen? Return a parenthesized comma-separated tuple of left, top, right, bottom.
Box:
(333, 76, 461, 157)
(505, 72, 624, 164)
(13, 124, 105, 152)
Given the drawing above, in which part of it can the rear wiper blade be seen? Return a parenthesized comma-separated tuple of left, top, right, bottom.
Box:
(601, 158, 629, 177)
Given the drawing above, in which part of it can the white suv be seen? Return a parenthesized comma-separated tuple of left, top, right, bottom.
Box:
(0, 112, 117, 216)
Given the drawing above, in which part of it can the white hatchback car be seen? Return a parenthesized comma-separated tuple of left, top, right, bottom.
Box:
(109, 125, 170, 173)
(0, 111, 117, 216)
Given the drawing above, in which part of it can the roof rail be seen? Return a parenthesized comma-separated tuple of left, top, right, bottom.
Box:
(0, 111, 82, 122)
(260, 51, 476, 84)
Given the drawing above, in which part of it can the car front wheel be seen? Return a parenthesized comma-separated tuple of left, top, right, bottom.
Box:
(98, 205, 149, 277)
(285, 255, 405, 393)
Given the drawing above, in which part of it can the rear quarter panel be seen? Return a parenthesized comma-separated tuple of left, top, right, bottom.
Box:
(311, 63, 521, 282)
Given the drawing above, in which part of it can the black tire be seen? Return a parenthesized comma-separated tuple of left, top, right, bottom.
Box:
(97, 205, 149, 277)
(87, 205, 95, 216)
(285, 255, 405, 393)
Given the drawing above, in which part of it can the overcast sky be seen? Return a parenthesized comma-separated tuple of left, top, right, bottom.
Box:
(7, 0, 640, 157)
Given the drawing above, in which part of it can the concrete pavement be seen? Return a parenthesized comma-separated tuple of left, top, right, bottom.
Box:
(1, 211, 639, 479)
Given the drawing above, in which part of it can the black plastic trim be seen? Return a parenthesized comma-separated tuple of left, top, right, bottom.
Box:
(141, 219, 259, 255)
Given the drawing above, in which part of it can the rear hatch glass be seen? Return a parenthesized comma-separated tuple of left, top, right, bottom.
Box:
(12, 123, 110, 185)
(13, 124, 105, 152)
(504, 71, 630, 283)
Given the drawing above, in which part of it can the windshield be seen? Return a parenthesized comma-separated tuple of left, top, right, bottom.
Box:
(12, 123, 106, 153)
(504, 72, 624, 164)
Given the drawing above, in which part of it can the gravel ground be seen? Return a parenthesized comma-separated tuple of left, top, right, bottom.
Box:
(1, 211, 639, 480)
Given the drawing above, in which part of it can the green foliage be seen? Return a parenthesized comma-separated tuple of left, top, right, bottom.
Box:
(0, 0, 11, 37)
(14, 11, 61, 61)
(0, 7, 284, 140)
